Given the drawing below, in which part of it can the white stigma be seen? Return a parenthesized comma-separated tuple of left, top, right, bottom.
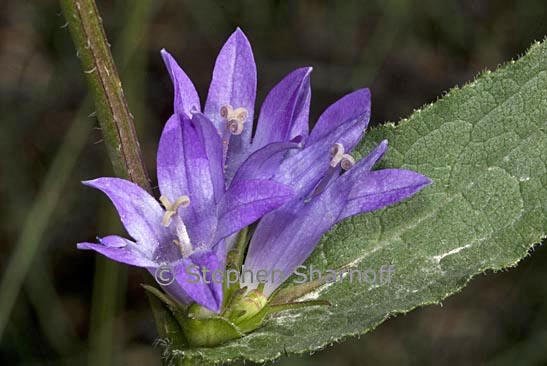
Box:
(306, 143, 355, 202)
(220, 104, 248, 136)
(329, 143, 355, 170)
(160, 195, 192, 257)
(220, 104, 249, 166)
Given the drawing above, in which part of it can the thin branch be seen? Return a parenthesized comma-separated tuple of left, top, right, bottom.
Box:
(59, 0, 170, 344)
(59, 0, 151, 191)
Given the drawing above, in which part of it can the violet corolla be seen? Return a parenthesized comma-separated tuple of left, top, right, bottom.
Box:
(78, 27, 431, 348)
(238, 88, 432, 298)
(77, 100, 294, 315)
(160, 28, 311, 184)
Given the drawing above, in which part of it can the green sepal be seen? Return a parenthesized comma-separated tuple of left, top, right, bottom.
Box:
(144, 281, 331, 348)
(236, 299, 331, 334)
(269, 265, 351, 305)
(178, 303, 244, 347)
(224, 289, 267, 324)
(142, 284, 184, 311)
(142, 284, 188, 348)
(223, 228, 250, 307)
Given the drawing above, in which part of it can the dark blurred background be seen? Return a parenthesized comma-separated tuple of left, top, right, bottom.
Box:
(1, 0, 547, 365)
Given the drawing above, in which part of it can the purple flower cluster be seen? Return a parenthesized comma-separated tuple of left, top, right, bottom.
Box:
(78, 29, 431, 313)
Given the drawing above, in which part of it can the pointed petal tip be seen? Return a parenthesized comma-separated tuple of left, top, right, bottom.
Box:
(225, 26, 252, 48)
(404, 169, 433, 188)
(359, 87, 371, 100)
(160, 49, 201, 117)
(160, 48, 174, 64)
(233, 26, 248, 39)
(402, 170, 433, 191)
(378, 139, 389, 149)
(81, 177, 102, 188)
(295, 66, 313, 77)
(349, 87, 371, 101)
(281, 67, 313, 82)
(81, 177, 124, 189)
(160, 49, 174, 65)
(421, 174, 434, 187)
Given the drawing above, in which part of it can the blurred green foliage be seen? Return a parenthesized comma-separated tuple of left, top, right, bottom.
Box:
(1, 0, 547, 365)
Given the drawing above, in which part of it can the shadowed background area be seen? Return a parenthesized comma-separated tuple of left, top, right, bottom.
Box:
(1, 0, 547, 365)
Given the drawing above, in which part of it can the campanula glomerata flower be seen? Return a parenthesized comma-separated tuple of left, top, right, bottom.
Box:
(160, 28, 312, 183)
(77, 28, 431, 345)
(237, 88, 432, 295)
(77, 108, 294, 314)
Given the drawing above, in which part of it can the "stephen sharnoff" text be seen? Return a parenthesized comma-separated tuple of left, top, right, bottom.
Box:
(180, 264, 396, 286)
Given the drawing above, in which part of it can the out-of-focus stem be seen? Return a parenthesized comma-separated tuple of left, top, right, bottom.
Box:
(59, 0, 151, 191)
(59, 0, 171, 351)
(0, 101, 92, 341)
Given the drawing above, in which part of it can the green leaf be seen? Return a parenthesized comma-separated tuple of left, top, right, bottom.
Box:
(168, 39, 547, 365)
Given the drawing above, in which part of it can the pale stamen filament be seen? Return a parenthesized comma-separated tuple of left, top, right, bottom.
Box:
(171, 215, 193, 257)
(160, 195, 192, 257)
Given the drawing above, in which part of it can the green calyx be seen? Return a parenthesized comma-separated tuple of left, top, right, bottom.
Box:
(143, 229, 330, 348)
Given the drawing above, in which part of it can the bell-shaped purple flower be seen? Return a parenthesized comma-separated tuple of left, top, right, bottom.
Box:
(161, 28, 312, 183)
(237, 89, 432, 295)
(78, 113, 294, 313)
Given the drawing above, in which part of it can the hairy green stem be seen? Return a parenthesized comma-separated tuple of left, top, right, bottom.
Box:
(59, 0, 172, 355)
(59, 0, 150, 190)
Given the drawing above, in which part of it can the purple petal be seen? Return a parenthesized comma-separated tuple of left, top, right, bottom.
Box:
(356, 140, 389, 172)
(339, 168, 432, 220)
(168, 248, 225, 313)
(243, 185, 346, 296)
(302, 135, 385, 198)
(252, 67, 312, 151)
(191, 113, 225, 201)
(204, 28, 257, 135)
(308, 88, 371, 145)
(203, 29, 257, 180)
(215, 180, 294, 241)
(161, 49, 201, 117)
(272, 116, 366, 197)
(157, 115, 186, 200)
(82, 178, 169, 254)
(77, 236, 157, 267)
(150, 268, 193, 306)
(157, 115, 218, 247)
(231, 141, 302, 183)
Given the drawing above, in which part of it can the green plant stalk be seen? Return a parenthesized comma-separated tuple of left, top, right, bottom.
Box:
(59, 0, 170, 349)
(88, 256, 126, 366)
(59, 0, 150, 190)
(85, 1, 154, 365)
